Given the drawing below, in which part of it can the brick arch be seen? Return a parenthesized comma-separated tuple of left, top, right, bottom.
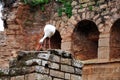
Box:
(71, 19, 100, 60)
(110, 18, 120, 60)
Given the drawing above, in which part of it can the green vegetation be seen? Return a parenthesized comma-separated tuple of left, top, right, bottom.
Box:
(21, 0, 50, 11)
(21, 0, 72, 18)
(57, 0, 72, 18)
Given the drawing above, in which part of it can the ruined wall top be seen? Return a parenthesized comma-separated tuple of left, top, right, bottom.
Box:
(0, 49, 83, 80)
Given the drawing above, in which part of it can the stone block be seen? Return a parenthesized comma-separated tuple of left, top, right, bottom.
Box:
(88, 1, 95, 5)
(98, 47, 110, 59)
(100, 4, 107, 9)
(61, 64, 74, 73)
(35, 66, 49, 74)
(61, 58, 72, 65)
(86, 12, 90, 19)
(25, 59, 41, 66)
(53, 78, 63, 80)
(72, 60, 83, 68)
(82, 3, 88, 7)
(6, 29, 15, 35)
(68, 17, 77, 25)
(50, 70, 64, 78)
(8, 25, 20, 30)
(99, 33, 110, 38)
(96, 18, 101, 25)
(82, 13, 86, 19)
(0, 77, 10, 80)
(71, 1, 77, 6)
(75, 68, 82, 75)
(65, 73, 70, 80)
(21, 66, 35, 73)
(15, 76, 24, 80)
(93, 14, 100, 20)
(99, 38, 110, 47)
(78, 8, 86, 13)
(36, 74, 52, 80)
(41, 60, 48, 66)
(49, 54, 60, 63)
(37, 53, 50, 60)
(49, 62, 60, 70)
(27, 73, 37, 80)
(71, 74, 82, 80)
(11, 77, 16, 80)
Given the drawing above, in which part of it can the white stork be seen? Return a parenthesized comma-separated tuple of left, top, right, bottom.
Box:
(37, 24, 56, 50)
(0, 3, 4, 31)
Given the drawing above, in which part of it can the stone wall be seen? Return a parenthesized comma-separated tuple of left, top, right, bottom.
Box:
(47, 0, 120, 60)
(0, 49, 83, 80)
(0, 0, 54, 67)
(0, 0, 120, 77)
(82, 61, 120, 80)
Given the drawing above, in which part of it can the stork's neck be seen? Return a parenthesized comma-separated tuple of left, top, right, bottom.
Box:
(40, 35, 47, 43)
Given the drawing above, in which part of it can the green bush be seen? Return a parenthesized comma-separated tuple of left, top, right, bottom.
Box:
(57, 0, 72, 18)
(22, 0, 50, 11)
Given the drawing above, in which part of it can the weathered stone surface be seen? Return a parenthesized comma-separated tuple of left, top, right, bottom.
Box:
(99, 38, 110, 47)
(71, 74, 82, 80)
(61, 58, 72, 65)
(0, 68, 9, 76)
(37, 53, 50, 60)
(0, 0, 120, 79)
(25, 59, 41, 66)
(71, 1, 77, 6)
(72, 60, 83, 68)
(53, 78, 62, 80)
(50, 70, 64, 78)
(49, 54, 60, 63)
(0, 77, 10, 80)
(15, 76, 24, 80)
(61, 64, 74, 73)
(36, 74, 52, 80)
(35, 66, 49, 74)
(65, 73, 70, 80)
(49, 62, 59, 69)
(75, 68, 82, 75)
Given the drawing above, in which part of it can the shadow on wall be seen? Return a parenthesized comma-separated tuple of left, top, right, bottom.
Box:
(110, 18, 120, 60)
(72, 19, 100, 60)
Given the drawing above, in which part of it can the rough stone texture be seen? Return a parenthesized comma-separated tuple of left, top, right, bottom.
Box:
(0, 50, 83, 80)
(0, 0, 119, 67)
(0, 0, 120, 79)
(82, 61, 120, 80)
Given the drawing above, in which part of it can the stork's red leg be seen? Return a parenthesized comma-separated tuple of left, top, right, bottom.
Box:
(49, 38, 51, 49)
(44, 39, 46, 49)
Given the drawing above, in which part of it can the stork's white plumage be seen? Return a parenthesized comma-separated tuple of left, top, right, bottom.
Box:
(37, 24, 56, 50)
(0, 4, 4, 31)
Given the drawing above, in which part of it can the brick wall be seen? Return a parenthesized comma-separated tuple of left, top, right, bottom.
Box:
(82, 61, 120, 80)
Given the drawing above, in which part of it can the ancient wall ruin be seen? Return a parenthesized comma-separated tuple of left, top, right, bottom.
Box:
(0, 50, 83, 80)
(0, 0, 120, 80)
(82, 61, 120, 80)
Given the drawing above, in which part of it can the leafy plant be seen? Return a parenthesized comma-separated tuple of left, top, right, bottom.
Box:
(80, 5, 83, 9)
(21, 0, 73, 18)
(22, 0, 50, 11)
(89, 5, 93, 11)
(57, 0, 72, 18)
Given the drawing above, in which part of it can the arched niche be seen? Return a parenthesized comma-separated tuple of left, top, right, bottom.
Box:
(72, 20, 100, 60)
(50, 30, 62, 49)
(110, 18, 120, 60)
